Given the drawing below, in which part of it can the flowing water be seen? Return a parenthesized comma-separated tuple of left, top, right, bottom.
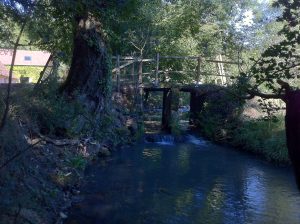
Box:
(66, 135, 300, 224)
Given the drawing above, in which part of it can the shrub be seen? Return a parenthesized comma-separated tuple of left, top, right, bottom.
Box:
(195, 85, 244, 141)
(68, 155, 87, 170)
(231, 118, 289, 163)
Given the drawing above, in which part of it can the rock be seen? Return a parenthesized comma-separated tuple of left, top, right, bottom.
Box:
(126, 118, 138, 136)
(20, 208, 43, 224)
(98, 146, 111, 157)
(94, 143, 101, 150)
(71, 189, 80, 195)
(59, 211, 68, 219)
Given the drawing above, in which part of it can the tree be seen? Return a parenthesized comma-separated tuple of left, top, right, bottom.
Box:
(1, 0, 140, 114)
(59, 12, 111, 113)
(106, 0, 259, 84)
(0, 0, 35, 131)
(242, 0, 300, 189)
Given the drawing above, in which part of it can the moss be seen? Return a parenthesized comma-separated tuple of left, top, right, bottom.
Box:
(68, 155, 87, 170)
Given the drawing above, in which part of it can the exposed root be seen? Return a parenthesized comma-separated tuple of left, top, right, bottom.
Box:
(38, 134, 80, 146)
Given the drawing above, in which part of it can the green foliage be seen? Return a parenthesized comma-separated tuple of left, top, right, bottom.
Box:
(244, 0, 300, 95)
(197, 114, 225, 140)
(195, 86, 244, 141)
(197, 95, 289, 163)
(5, 65, 43, 82)
(116, 127, 130, 136)
(68, 155, 87, 170)
(257, 98, 283, 121)
(231, 118, 289, 163)
(27, 96, 82, 137)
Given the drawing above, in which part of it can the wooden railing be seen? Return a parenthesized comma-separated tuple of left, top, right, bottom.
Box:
(111, 54, 240, 92)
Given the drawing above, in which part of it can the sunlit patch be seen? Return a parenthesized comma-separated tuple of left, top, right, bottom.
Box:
(142, 148, 162, 162)
(186, 134, 208, 146)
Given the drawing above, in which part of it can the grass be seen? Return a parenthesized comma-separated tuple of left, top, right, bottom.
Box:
(68, 155, 87, 170)
(199, 115, 289, 163)
(191, 87, 290, 164)
(231, 117, 289, 163)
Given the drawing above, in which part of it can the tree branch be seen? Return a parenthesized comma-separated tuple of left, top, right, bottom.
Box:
(0, 21, 26, 132)
(245, 79, 291, 100)
(246, 89, 284, 99)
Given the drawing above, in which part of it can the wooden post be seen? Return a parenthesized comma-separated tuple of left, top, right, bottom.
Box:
(189, 90, 205, 125)
(216, 54, 226, 85)
(238, 50, 241, 73)
(34, 54, 53, 90)
(138, 57, 143, 88)
(138, 57, 143, 112)
(162, 88, 172, 133)
(143, 89, 149, 109)
(196, 56, 201, 84)
(155, 53, 160, 86)
(131, 58, 135, 84)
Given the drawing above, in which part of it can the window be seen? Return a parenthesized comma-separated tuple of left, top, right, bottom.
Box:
(24, 56, 32, 61)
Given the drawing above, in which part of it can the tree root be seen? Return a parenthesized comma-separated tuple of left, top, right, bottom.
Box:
(38, 134, 80, 146)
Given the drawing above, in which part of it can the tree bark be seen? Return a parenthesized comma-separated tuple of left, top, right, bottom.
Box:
(285, 89, 300, 189)
(162, 88, 172, 133)
(60, 14, 111, 114)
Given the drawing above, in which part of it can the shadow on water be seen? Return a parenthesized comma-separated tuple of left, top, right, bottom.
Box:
(65, 135, 300, 224)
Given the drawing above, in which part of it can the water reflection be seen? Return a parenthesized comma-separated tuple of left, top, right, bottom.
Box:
(66, 137, 300, 224)
(177, 147, 190, 174)
(142, 148, 162, 162)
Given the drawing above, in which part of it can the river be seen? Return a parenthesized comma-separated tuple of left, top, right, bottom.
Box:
(66, 135, 300, 224)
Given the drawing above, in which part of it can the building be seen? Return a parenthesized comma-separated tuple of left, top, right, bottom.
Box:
(0, 61, 18, 83)
(0, 49, 51, 83)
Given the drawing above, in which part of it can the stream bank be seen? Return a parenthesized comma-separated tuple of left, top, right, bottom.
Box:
(0, 115, 139, 224)
(0, 86, 142, 224)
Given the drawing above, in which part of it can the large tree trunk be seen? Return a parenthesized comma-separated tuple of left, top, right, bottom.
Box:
(60, 14, 111, 113)
(285, 90, 300, 189)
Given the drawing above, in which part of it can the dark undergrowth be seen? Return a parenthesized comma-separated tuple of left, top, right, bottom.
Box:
(192, 86, 289, 164)
(198, 114, 289, 164)
(231, 118, 288, 163)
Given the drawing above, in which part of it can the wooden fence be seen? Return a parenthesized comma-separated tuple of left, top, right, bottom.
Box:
(111, 54, 240, 92)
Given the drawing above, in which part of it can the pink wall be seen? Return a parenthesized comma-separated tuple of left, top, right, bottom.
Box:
(0, 49, 51, 66)
(0, 60, 18, 83)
